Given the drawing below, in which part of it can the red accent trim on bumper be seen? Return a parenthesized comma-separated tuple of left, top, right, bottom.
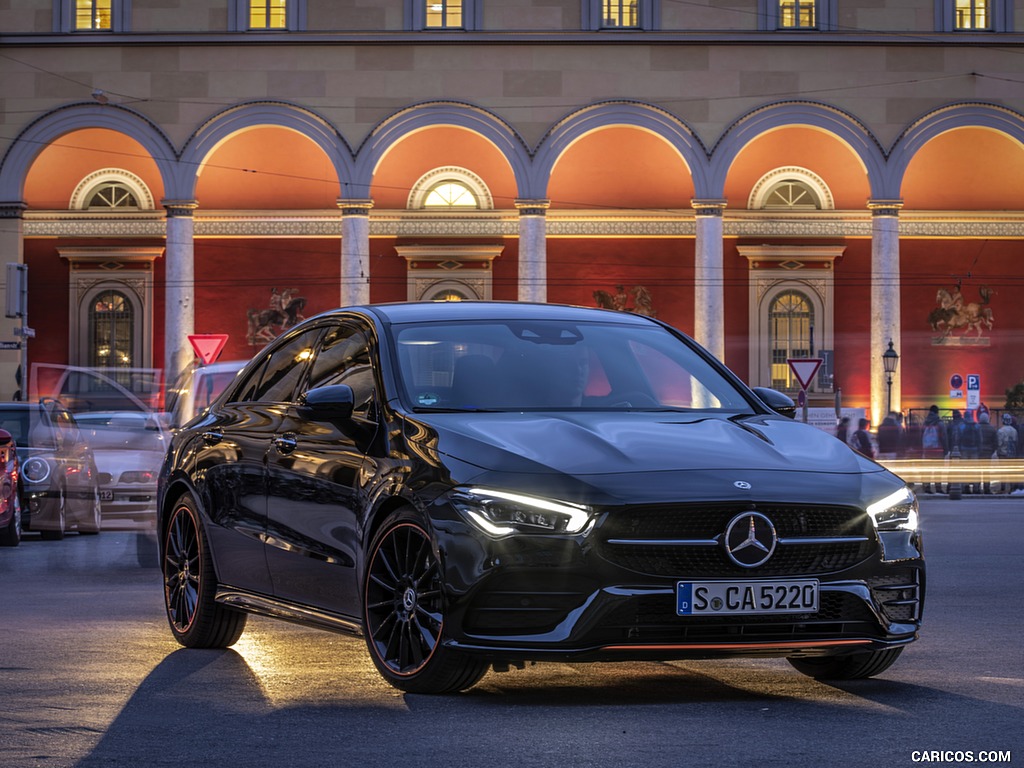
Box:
(600, 639, 872, 652)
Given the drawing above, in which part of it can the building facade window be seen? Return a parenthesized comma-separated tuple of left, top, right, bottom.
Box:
(955, 0, 989, 28)
(229, 0, 305, 31)
(70, 169, 154, 211)
(250, 0, 287, 29)
(602, 0, 639, 28)
(90, 290, 135, 376)
(740, 246, 842, 394)
(426, 0, 463, 29)
(582, 0, 658, 30)
(758, 0, 835, 30)
(408, 0, 479, 30)
(779, 0, 815, 28)
(408, 167, 492, 209)
(55, 0, 130, 32)
(770, 291, 813, 391)
(748, 167, 833, 210)
(937, 0, 1011, 31)
(76, 0, 111, 30)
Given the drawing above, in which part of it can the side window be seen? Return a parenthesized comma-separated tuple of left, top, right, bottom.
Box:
(307, 324, 376, 415)
(249, 327, 324, 403)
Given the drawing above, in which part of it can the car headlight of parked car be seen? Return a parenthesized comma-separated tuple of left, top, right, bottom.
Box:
(22, 457, 51, 484)
(866, 486, 921, 561)
(451, 487, 593, 537)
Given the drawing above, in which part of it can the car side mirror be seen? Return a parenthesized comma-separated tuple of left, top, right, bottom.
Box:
(751, 387, 797, 419)
(299, 384, 355, 421)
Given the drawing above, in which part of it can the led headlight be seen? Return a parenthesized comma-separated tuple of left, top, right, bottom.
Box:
(451, 487, 592, 537)
(22, 457, 51, 484)
(866, 486, 919, 532)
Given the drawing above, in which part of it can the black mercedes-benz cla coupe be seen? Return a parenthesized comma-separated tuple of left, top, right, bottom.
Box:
(158, 301, 924, 694)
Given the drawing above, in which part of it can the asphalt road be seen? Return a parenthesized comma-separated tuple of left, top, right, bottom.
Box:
(1, 497, 1021, 768)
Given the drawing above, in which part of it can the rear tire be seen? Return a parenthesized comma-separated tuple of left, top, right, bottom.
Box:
(787, 647, 904, 680)
(363, 508, 488, 694)
(163, 494, 246, 648)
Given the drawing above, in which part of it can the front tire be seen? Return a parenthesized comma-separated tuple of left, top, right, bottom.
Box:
(39, 493, 66, 541)
(787, 647, 904, 680)
(163, 495, 246, 648)
(363, 509, 488, 694)
(78, 488, 102, 535)
(0, 494, 21, 547)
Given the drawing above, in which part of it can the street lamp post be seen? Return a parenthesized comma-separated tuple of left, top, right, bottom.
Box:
(882, 339, 899, 416)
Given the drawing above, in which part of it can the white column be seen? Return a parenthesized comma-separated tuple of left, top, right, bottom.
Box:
(692, 199, 727, 361)
(869, 200, 903, 427)
(0, 202, 26, 400)
(515, 199, 550, 303)
(338, 199, 373, 306)
(163, 201, 197, 381)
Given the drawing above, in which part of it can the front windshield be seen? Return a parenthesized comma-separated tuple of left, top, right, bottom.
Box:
(392, 319, 752, 413)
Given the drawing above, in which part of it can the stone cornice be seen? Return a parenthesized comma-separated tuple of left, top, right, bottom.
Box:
(20, 209, 1024, 239)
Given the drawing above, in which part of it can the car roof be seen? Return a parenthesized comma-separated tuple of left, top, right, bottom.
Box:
(355, 301, 661, 327)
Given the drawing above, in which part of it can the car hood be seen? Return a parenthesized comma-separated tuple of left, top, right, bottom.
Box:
(407, 411, 888, 503)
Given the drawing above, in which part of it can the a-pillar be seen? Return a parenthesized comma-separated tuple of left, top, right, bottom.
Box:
(515, 199, 550, 303)
(338, 199, 373, 306)
(869, 200, 903, 427)
(163, 200, 197, 381)
(692, 199, 727, 361)
(0, 202, 27, 399)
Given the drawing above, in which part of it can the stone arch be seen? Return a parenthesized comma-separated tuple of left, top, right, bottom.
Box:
(178, 101, 354, 201)
(887, 102, 1024, 198)
(354, 101, 532, 200)
(0, 103, 178, 203)
(532, 101, 710, 198)
(711, 101, 889, 200)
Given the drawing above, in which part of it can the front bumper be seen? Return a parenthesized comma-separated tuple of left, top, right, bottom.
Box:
(98, 485, 158, 521)
(431, 501, 924, 663)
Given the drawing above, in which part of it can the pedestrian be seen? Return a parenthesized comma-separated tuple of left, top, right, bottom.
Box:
(997, 413, 1020, 495)
(848, 417, 875, 459)
(946, 409, 963, 457)
(956, 411, 980, 492)
(920, 405, 947, 493)
(835, 416, 850, 444)
(877, 413, 900, 460)
(977, 411, 997, 493)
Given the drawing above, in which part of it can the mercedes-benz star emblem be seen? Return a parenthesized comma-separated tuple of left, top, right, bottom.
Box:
(733, 481, 752, 490)
(723, 511, 777, 568)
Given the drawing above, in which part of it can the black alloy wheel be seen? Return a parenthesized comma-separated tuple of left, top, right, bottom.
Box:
(364, 509, 488, 694)
(163, 495, 246, 648)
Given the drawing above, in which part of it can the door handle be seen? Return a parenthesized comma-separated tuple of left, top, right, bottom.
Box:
(274, 434, 297, 454)
(201, 430, 223, 445)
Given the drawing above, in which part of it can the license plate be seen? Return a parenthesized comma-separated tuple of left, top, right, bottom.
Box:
(99, 490, 114, 501)
(677, 579, 819, 616)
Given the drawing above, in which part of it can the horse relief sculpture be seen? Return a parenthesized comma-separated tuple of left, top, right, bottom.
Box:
(593, 285, 656, 317)
(247, 288, 308, 345)
(928, 284, 994, 343)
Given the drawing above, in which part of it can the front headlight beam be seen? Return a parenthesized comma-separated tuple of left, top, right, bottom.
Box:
(451, 487, 593, 537)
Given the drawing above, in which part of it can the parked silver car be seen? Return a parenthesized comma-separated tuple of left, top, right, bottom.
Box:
(75, 411, 167, 524)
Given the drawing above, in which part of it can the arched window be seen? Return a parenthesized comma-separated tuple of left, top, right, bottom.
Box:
(408, 167, 493, 210)
(89, 290, 135, 380)
(423, 181, 478, 209)
(770, 291, 814, 391)
(85, 183, 140, 209)
(70, 169, 154, 211)
(748, 167, 833, 210)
